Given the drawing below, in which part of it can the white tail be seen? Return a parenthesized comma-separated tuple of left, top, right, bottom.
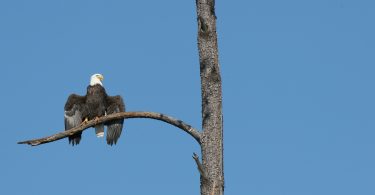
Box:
(95, 124, 104, 138)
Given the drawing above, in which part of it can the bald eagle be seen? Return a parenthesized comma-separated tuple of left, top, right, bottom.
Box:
(64, 74, 125, 146)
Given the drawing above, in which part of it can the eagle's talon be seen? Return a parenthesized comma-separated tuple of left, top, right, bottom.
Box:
(80, 118, 89, 125)
(94, 117, 100, 124)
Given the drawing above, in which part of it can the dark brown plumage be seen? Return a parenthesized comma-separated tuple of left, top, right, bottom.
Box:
(64, 74, 125, 146)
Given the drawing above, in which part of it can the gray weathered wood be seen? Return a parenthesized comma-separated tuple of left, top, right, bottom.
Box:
(195, 0, 224, 194)
(18, 112, 201, 146)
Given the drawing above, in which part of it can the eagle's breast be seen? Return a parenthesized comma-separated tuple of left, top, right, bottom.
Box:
(86, 84, 107, 119)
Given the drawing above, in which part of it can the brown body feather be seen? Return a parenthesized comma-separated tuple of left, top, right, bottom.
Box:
(64, 84, 125, 146)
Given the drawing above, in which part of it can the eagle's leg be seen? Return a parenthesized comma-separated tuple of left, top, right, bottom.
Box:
(80, 117, 89, 125)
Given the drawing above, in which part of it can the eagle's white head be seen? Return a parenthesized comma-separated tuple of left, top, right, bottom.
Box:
(90, 73, 104, 86)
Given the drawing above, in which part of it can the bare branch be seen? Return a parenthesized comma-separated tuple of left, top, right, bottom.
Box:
(18, 112, 201, 146)
(193, 152, 208, 181)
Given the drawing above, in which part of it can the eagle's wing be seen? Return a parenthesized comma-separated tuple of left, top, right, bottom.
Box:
(105, 95, 125, 145)
(64, 94, 86, 145)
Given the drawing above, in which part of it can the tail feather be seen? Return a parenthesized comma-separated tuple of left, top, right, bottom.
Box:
(95, 124, 105, 138)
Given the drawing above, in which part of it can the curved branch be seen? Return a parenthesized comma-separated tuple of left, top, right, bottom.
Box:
(18, 112, 201, 146)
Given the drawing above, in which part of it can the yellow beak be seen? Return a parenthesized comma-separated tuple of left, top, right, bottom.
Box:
(98, 75, 104, 81)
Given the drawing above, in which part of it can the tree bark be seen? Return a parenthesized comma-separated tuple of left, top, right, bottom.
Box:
(196, 0, 224, 195)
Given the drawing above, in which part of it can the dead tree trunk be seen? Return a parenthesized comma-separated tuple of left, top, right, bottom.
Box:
(195, 0, 224, 195)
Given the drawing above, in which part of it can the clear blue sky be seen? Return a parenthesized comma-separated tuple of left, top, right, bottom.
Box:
(1, 0, 374, 194)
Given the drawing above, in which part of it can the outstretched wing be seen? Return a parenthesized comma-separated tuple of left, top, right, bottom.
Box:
(105, 95, 125, 145)
(64, 94, 86, 145)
